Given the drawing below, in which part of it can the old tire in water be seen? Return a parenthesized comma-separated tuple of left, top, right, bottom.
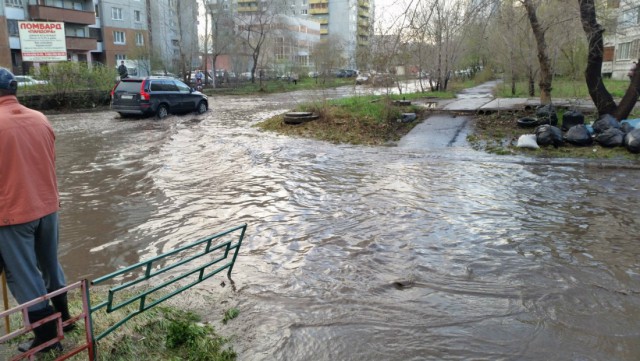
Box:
(517, 116, 538, 128)
(284, 112, 319, 125)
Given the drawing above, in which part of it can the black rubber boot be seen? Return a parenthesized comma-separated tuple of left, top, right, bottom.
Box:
(51, 292, 76, 332)
(17, 306, 63, 353)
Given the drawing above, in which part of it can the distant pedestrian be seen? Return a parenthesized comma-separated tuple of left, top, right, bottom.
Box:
(195, 70, 203, 90)
(118, 60, 128, 79)
(0, 67, 72, 354)
(292, 73, 299, 85)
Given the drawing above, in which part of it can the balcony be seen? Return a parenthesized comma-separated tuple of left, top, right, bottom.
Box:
(29, 5, 96, 25)
(320, 28, 328, 35)
(358, 0, 370, 8)
(309, 0, 329, 4)
(310, 8, 329, 15)
(238, 6, 259, 12)
(66, 36, 97, 51)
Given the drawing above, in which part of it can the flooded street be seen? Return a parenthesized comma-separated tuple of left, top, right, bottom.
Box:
(49, 86, 640, 360)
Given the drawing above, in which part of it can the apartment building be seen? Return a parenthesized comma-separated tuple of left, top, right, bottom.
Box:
(95, 0, 148, 71)
(227, 0, 370, 70)
(0, 0, 197, 76)
(308, 0, 372, 68)
(1, 0, 99, 73)
(602, 0, 640, 79)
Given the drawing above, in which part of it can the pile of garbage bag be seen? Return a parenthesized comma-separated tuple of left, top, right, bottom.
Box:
(516, 105, 640, 153)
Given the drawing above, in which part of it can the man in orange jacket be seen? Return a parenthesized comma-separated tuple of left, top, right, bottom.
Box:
(0, 67, 72, 354)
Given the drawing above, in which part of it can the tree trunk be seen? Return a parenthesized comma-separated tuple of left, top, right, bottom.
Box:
(578, 0, 617, 116)
(578, 0, 640, 119)
(528, 67, 535, 97)
(203, 5, 209, 86)
(522, 0, 553, 105)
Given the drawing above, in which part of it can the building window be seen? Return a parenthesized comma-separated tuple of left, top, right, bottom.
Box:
(7, 19, 19, 36)
(136, 33, 144, 46)
(112, 7, 123, 20)
(66, 26, 86, 37)
(134, 10, 142, 22)
(617, 42, 631, 60)
(90, 27, 103, 41)
(114, 31, 126, 44)
(5, 0, 22, 7)
(620, 7, 639, 27)
(95, 4, 99, 17)
(115, 54, 126, 62)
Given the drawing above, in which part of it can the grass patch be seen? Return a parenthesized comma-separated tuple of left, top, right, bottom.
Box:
(470, 110, 640, 159)
(3, 288, 236, 361)
(255, 93, 446, 145)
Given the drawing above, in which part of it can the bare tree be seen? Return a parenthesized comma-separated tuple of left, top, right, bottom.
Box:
(522, 0, 554, 104)
(206, 0, 236, 88)
(235, 2, 283, 84)
(311, 35, 347, 84)
(579, 0, 640, 119)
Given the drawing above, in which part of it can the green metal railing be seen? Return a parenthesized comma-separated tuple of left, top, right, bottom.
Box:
(89, 223, 247, 357)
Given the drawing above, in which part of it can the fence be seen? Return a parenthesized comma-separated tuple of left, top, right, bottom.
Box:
(0, 223, 246, 360)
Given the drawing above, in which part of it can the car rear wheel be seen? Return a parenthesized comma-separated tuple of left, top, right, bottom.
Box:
(196, 101, 207, 114)
(157, 104, 169, 119)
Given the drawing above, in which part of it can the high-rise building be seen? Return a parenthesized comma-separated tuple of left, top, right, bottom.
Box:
(147, 0, 199, 73)
(233, 0, 371, 69)
(307, 0, 372, 68)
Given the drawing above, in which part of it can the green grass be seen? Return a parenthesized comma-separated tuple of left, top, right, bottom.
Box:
(255, 93, 443, 145)
(495, 77, 632, 99)
(4, 288, 237, 361)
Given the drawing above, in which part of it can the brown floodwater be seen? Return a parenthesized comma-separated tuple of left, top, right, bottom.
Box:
(49, 86, 640, 360)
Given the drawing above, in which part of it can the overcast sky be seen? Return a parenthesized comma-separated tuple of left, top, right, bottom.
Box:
(374, 0, 407, 28)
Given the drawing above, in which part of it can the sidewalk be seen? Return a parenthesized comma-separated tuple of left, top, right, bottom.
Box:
(421, 80, 599, 114)
(438, 97, 597, 114)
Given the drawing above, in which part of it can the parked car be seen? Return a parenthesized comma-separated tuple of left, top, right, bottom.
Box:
(110, 76, 208, 119)
(355, 73, 370, 85)
(14, 75, 48, 86)
(371, 73, 395, 86)
(151, 70, 178, 78)
(336, 69, 357, 78)
(308, 71, 319, 78)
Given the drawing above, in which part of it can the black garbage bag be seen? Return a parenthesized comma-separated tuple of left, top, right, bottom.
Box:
(535, 124, 564, 147)
(592, 114, 620, 134)
(624, 128, 640, 153)
(595, 128, 625, 147)
(535, 104, 558, 126)
(564, 124, 593, 146)
(561, 110, 584, 131)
